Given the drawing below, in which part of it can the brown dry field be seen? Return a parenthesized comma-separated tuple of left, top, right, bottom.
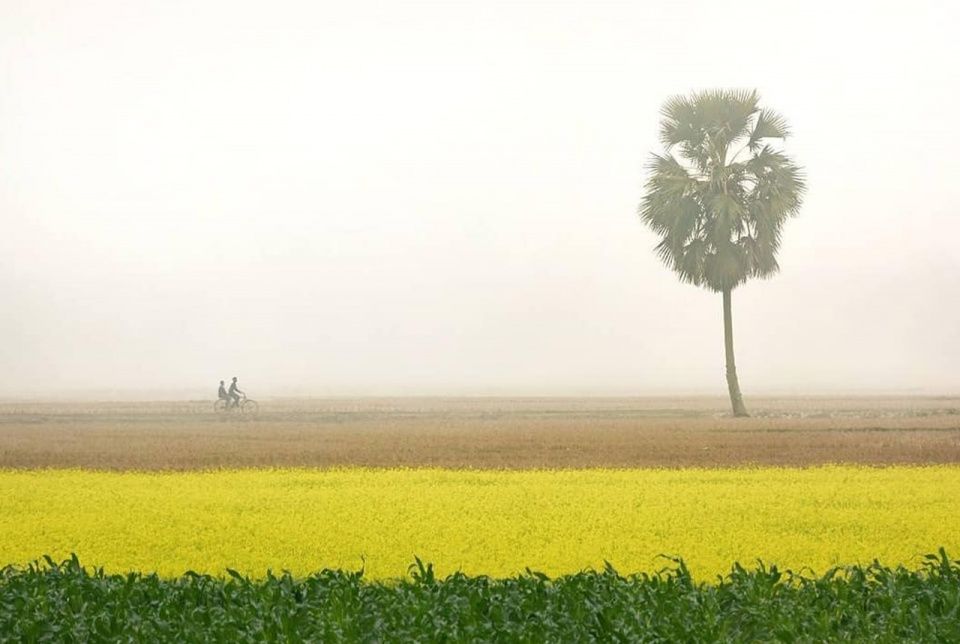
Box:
(1, 396, 959, 470)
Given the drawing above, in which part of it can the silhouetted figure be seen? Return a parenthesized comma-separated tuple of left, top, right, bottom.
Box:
(217, 380, 229, 403)
(228, 377, 243, 409)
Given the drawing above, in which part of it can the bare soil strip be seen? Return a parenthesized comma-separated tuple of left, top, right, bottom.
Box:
(1, 397, 958, 470)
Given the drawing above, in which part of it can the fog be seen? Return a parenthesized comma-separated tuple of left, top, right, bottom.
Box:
(2, 0, 958, 398)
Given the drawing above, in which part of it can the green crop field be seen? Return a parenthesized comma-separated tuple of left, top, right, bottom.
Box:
(3, 552, 959, 642)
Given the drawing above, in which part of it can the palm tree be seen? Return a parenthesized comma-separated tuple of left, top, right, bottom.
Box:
(639, 90, 805, 416)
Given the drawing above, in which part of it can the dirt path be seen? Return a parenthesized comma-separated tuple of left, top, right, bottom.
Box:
(2, 396, 958, 470)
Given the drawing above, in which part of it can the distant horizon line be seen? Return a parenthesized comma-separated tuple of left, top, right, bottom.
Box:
(1, 387, 957, 402)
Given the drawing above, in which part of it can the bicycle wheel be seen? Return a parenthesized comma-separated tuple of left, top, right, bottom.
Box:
(241, 400, 259, 416)
(213, 399, 228, 413)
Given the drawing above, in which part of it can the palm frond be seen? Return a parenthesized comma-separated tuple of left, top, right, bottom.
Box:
(748, 108, 790, 150)
(691, 89, 759, 151)
(658, 95, 699, 150)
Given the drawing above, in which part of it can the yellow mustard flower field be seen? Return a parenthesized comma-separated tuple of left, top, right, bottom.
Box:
(2, 466, 957, 580)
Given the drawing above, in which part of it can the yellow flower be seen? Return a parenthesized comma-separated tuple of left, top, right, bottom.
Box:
(1, 466, 957, 580)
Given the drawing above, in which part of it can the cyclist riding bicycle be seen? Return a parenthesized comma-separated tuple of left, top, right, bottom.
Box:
(227, 377, 244, 409)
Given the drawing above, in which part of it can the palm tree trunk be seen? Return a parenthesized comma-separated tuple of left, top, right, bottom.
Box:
(723, 288, 749, 417)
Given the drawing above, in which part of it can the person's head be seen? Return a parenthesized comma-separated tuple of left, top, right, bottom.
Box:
(232, 377, 238, 383)
(219, 380, 224, 385)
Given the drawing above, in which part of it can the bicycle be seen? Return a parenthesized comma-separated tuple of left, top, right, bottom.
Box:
(214, 393, 259, 416)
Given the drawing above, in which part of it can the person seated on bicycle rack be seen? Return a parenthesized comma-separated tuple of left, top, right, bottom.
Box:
(217, 380, 229, 405)
(228, 377, 244, 409)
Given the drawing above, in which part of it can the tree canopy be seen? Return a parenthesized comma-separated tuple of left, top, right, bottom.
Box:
(639, 89, 805, 293)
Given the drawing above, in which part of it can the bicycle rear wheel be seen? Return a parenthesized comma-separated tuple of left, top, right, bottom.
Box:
(213, 399, 227, 413)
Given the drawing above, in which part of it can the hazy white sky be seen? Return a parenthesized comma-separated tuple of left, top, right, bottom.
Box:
(2, 0, 958, 396)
